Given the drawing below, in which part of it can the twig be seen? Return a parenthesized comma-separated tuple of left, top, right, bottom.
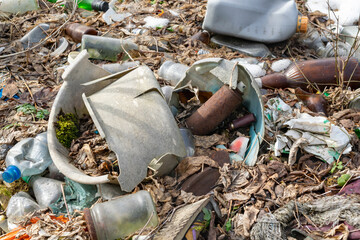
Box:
(19, 76, 36, 107)
(134, 211, 155, 240)
(286, 46, 321, 93)
(61, 183, 72, 221)
(120, 41, 138, 65)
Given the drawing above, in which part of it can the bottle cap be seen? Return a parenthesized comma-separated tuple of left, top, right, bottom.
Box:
(296, 16, 308, 33)
(2, 165, 21, 183)
(91, 0, 109, 12)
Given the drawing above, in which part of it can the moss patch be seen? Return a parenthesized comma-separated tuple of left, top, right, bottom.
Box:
(55, 113, 79, 148)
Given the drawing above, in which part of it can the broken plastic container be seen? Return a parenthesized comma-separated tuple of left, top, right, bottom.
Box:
(23, 176, 63, 208)
(202, 0, 308, 43)
(20, 23, 49, 49)
(0, 0, 38, 14)
(81, 35, 138, 62)
(6, 192, 40, 230)
(48, 50, 186, 191)
(2, 132, 52, 183)
(84, 190, 158, 240)
(168, 58, 265, 166)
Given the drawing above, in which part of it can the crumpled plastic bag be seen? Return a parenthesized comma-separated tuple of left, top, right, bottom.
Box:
(50, 178, 98, 215)
(264, 97, 293, 130)
(274, 112, 352, 164)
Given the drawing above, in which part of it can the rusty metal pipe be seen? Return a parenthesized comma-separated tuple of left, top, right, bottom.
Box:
(228, 113, 256, 131)
(261, 57, 360, 90)
(186, 85, 243, 135)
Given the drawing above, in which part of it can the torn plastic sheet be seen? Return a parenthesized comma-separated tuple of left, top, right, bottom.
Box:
(273, 113, 352, 164)
(172, 58, 265, 166)
(264, 97, 293, 130)
(48, 50, 186, 192)
(82, 65, 186, 192)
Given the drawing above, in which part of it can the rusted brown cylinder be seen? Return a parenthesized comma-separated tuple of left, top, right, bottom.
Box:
(229, 113, 256, 131)
(65, 23, 98, 43)
(181, 167, 220, 196)
(261, 57, 360, 90)
(186, 85, 243, 135)
(295, 88, 328, 116)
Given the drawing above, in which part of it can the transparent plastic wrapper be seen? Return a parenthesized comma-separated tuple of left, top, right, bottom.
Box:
(3, 132, 52, 183)
(24, 176, 64, 208)
(6, 192, 40, 230)
(84, 190, 158, 240)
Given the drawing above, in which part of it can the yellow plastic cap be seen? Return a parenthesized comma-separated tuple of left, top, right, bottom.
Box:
(296, 16, 308, 33)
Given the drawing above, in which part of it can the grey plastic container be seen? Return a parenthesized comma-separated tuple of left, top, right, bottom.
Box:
(202, 0, 305, 43)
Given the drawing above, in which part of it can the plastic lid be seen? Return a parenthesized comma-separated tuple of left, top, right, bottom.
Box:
(2, 165, 21, 183)
(296, 16, 308, 33)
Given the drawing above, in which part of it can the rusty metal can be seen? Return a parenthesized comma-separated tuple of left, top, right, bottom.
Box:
(65, 23, 98, 43)
(186, 85, 243, 135)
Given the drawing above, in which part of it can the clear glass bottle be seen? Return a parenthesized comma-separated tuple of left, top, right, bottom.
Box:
(81, 35, 138, 62)
(84, 190, 159, 240)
